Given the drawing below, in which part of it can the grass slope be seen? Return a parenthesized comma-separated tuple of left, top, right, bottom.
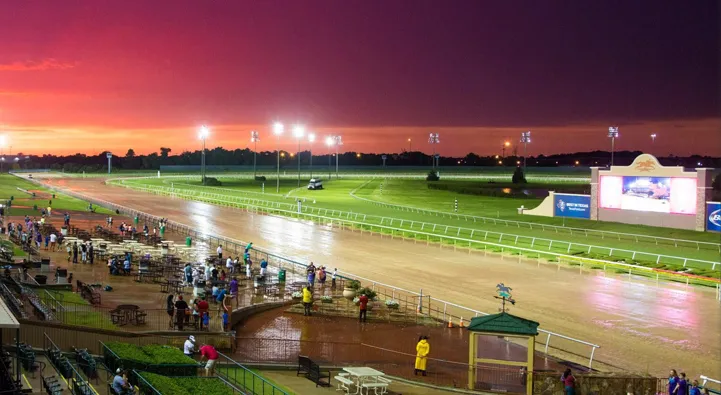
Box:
(0, 174, 113, 215)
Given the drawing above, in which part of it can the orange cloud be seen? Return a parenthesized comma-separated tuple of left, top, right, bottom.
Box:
(0, 58, 78, 72)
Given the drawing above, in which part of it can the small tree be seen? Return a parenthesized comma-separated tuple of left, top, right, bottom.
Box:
(426, 170, 440, 181)
(512, 167, 527, 184)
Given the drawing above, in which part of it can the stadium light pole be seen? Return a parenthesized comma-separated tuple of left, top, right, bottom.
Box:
(0, 134, 6, 173)
(325, 136, 334, 179)
(250, 130, 259, 179)
(520, 131, 531, 170)
(608, 126, 619, 166)
(502, 141, 510, 159)
(198, 125, 210, 185)
(408, 138, 412, 152)
(428, 133, 440, 170)
(308, 133, 316, 179)
(330, 135, 343, 179)
(292, 124, 305, 187)
(272, 122, 284, 192)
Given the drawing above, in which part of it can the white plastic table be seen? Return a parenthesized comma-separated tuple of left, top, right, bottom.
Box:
(342, 367, 386, 395)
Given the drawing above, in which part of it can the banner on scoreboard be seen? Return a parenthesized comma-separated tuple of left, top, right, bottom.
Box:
(707, 202, 721, 232)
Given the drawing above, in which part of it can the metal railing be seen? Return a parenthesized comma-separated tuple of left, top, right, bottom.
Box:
(216, 351, 289, 395)
(112, 181, 721, 271)
(21, 174, 605, 368)
(348, 179, 721, 252)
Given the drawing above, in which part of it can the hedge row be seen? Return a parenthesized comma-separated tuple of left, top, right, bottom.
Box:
(104, 343, 197, 377)
(136, 372, 234, 395)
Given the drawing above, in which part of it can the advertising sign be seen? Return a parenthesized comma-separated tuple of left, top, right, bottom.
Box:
(707, 202, 721, 232)
(554, 194, 590, 219)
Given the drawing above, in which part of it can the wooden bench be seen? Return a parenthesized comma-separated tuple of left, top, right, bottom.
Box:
(296, 355, 330, 387)
(334, 375, 354, 394)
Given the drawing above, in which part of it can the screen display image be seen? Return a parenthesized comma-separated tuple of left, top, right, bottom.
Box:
(599, 176, 697, 215)
(621, 176, 671, 213)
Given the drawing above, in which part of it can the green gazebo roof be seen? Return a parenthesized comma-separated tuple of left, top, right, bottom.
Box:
(467, 312, 539, 336)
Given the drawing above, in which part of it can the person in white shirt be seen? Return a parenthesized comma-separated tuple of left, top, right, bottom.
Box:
(226, 257, 234, 273)
(204, 264, 212, 281)
(216, 245, 223, 259)
(183, 335, 196, 357)
(49, 233, 58, 251)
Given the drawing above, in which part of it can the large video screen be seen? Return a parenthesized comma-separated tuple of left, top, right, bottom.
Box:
(599, 176, 697, 214)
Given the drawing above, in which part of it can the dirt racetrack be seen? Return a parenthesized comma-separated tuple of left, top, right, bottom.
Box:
(32, 175, 721, 378)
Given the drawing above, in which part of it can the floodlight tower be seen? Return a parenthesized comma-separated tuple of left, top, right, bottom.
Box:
(0, 134, 6, 173)
(106, 152, 113, 174)
(608, 126, 619, 166)
(520, 131, 531, 170)
(250, 130, 259, 178)
(272, 122, 284, 192)
(428, 133, 440, 170)
(329, 135, 343, 179)
(308, 133, 316, 179)
(198, 125, 210, 185)
(325, 136, 334, 179)
(292, 125, 305, 187)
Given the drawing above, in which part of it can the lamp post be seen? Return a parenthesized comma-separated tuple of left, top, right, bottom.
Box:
(325, 136, 334, 179)
(308, 133, 316, 179)
(520, 131, 531, 170)
(250, 130, 259, 179)
(198, 125, 210, 185)
(0, 134, 6, 173)
(328, 135, 343, 179)
(272, 122, 284, 193)
(608, 126, 619, 166)
(502, 141, 510, 159)
(106, 152, 113, 174)
(428, 133, 440, 170)
(292, 124, 305, 187)
(408, 138, 412, 152)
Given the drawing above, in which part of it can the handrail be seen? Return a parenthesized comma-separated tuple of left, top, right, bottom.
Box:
(216, 351, 290, 395)
(131, 369, 163, 395)
(701, 375, 721, 385)
(348, 179, 721, 251)
(21, 174, 605, 368)
(115, 181, 720, 270)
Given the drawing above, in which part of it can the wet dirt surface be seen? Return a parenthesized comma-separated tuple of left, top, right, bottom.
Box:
(31, 175, 721, 378)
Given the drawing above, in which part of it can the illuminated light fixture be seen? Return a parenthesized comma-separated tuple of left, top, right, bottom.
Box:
(428, 133, 440, 169)
(272, 122, 284, 192)
(292, 125, 305, 187)
(608, 126, 619, 166)
(327, 135, 343, 179)
(520, 131, 531, 169)
(250, 130, 260, 178)
(198, 125, 210, 185)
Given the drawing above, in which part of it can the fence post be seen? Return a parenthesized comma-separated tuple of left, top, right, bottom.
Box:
(544, 333, 551, 353)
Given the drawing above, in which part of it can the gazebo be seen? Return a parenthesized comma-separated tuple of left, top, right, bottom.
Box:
(467, 312, 539, 395)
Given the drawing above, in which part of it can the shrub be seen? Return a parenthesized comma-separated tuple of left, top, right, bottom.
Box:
(512, 167, 527, 184)
(104, 342, 197, 377)
(254, 175, 266, 182)
(345, 280, 361, 290)
(358, 287, 378, 300)
(385, 300, 400, 309)
(320, 295, 333, 303)
(426, 171, 440, 181)
(137, 373, 234, 395)
(203, 177, 222, 186)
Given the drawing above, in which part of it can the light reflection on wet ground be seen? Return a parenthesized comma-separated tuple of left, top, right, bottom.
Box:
(39, 176, 721, 378)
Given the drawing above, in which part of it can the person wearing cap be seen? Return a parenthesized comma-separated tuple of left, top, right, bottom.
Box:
(184, 335, 196, 357)
(112, 368, 132, 394)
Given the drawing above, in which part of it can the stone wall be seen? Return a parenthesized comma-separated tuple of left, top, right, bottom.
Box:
(533, 371, 661, 395)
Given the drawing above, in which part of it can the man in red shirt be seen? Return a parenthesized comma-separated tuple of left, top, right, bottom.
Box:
(358, 294, 369, 323)
(199, 343, 219, 376)
(197, 297, 209, 329)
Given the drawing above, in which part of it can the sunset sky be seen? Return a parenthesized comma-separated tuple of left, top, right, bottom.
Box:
(0, 1, 718, 157)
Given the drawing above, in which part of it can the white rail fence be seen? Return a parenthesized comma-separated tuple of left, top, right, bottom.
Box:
(348, 179, 721, 252)
(111, 182, 720, 271)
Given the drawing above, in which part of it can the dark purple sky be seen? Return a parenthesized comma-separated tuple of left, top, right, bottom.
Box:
(0, 0, 719, 155)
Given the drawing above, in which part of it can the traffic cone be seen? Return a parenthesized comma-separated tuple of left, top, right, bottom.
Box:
(459, 317, 465, 328)
(447, 318, 453, 328)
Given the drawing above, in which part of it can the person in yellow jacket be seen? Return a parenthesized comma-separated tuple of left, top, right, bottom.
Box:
(302, 286, 313, 316)
(414, 336, 430, 376)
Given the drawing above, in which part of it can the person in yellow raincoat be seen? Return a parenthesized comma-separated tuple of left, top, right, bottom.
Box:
(302, 286, 313, 316)
(414, 336, 430, 376)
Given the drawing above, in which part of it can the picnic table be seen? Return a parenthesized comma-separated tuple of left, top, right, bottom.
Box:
(341, 367, 389, 395)
(111, 304, 146, 326)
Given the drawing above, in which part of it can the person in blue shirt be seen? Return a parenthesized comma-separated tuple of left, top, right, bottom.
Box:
(112, 369, 132, 394)
(689, 380, 701, 395)
(123, 259, 131, 275)
(669, 370, 679, 395)
(675, 373, 688, 395)
(259, 259, 268, 276)
(222, 311, 229, 332)
(183, 263, 193, 286)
